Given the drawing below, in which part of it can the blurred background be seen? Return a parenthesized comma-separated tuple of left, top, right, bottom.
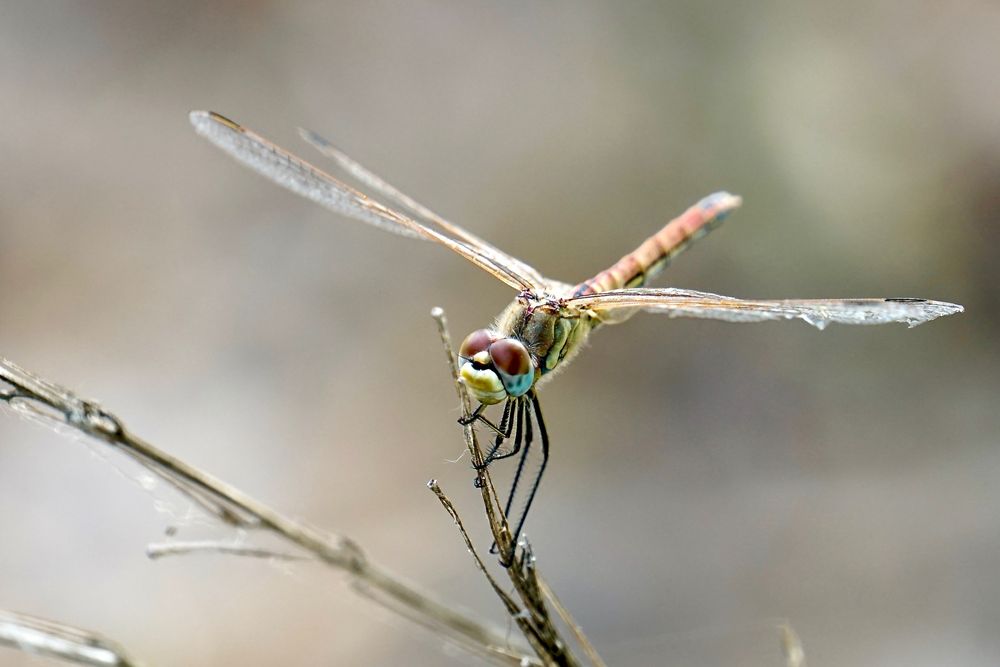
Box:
(0, 2, 996, 665)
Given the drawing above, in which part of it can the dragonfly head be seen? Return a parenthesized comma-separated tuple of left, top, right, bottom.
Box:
(458, 329, 534, 405)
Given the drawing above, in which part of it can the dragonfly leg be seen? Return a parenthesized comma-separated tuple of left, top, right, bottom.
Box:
(491, 393, 548, 565)
(458, 402, 508, 438)
(520, 394, 549, 532)
(489, 401, 529, 561)
(488, 401, 528, 463)
(456, 402, 485, 425)
(473, 399, 517, 471)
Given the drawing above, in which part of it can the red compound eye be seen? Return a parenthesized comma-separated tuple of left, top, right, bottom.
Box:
(459, 329, 497, 359)
(488, 338, 531, 376)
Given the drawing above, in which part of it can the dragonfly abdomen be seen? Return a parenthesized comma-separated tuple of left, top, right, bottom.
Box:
(570, 192, 742, 298)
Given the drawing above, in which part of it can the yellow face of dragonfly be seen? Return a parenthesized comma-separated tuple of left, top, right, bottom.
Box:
(458, 329, 535, 405)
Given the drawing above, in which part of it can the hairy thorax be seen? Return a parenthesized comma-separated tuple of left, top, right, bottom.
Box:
(493, 291, 598, 386)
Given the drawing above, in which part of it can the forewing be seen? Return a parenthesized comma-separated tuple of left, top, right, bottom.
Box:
(566, 287, 964, 329)
(190, 111, 535, 291)
(299, 127, 550, 291)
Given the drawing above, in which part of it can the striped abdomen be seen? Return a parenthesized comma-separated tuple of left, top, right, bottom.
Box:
(571, 192, 741, 298)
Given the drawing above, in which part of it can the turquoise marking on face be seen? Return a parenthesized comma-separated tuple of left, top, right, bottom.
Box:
(487, 338, 534, 397)
(497, 368, 533, 397)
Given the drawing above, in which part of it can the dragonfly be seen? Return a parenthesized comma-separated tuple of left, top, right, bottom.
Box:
(190, 110, 963, 554)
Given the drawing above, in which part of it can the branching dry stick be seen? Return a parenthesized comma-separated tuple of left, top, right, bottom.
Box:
(0, 608, 141, 667)
(427, 481, 535, 637)
(0, 357, 534, 666)
(430, 308, 511, 545)
(2, 338, 804, 667)
(145, 540, 309, 562)
(536, 577, 608, 667)
(431, 307, 608, 667)
(433, 306, 811, 667)
(779, 621, 806, 667)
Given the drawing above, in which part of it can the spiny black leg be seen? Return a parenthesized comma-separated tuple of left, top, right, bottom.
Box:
(491, 397, 534, 560)
(458, 402, 507, 438)
(457, 402, 486, 425)
(489, 399, 527, 463)
(494, 393, 549, 564)
(515, 392, 548, 542)
(505, 398, 534, 520)
(473, 399, 516, 471)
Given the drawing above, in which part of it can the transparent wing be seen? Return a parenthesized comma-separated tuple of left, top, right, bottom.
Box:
(298, 127, 551, 291)
(566, 287, 964, 329)
(190, 111, 538, 292)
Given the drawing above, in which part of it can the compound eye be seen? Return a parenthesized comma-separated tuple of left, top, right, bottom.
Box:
(459, 329, 496, 360)
(488, 338, 534, 397)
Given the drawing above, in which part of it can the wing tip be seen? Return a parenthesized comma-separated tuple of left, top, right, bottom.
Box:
(189, 110, 242, 134)
(930, 299, 965, 318)
(886, 298, 964, 328)
(886, 297, 964, 312)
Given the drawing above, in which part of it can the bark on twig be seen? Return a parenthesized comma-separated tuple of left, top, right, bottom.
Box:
(0, 608, 140, 667)
(145, 540, 308, 561)
(0, 356, 533, 665)
(2, 324, 804, 666)
(431, 308, 607, 667)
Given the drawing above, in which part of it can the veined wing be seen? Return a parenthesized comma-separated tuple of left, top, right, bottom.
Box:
(566, 287, 964, 329)
(298, 127, 550, 291)
(190, 111, 537, 292)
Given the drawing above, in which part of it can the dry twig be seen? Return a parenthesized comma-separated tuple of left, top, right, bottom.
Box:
(779, 621, 806, 667)
(2, 315, 807, 666)
(431, 307, 608, 667)
(0, 356, 533, 665)
(145, 540, 309, 562)
(0, 608, 140, 667)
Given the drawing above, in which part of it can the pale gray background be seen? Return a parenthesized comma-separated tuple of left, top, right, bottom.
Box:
(1, 2, 997, 665)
